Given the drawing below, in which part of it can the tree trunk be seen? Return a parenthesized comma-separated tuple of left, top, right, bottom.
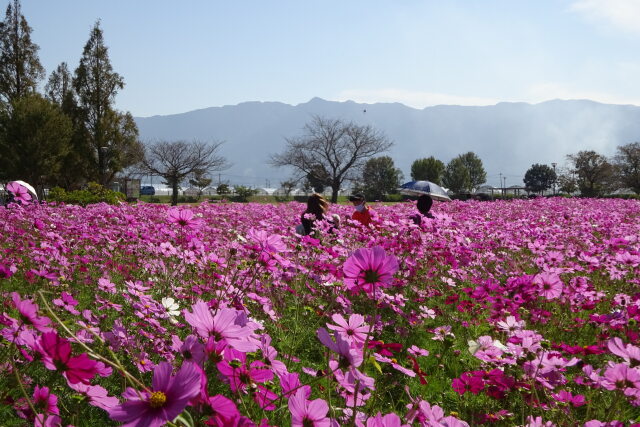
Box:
(331, 184, 340, 203)
(171, 179, 179, 206)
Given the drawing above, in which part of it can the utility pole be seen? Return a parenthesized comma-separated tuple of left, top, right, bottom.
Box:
(499, 173, 503, 196)
(551, 162, 557, 196)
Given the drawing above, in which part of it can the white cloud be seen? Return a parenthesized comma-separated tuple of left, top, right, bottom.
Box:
(334, 89, 501, 108)
(526, 82, 640, 105)
(571, 0, 640, 35)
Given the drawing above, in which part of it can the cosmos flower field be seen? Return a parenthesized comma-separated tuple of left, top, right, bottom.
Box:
(1, 198, 640, 426)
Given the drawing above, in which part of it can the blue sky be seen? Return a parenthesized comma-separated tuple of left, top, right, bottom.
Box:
(19, 0, 640, 117)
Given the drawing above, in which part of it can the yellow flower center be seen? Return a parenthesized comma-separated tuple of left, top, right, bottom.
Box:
(149, 391, 167, 408)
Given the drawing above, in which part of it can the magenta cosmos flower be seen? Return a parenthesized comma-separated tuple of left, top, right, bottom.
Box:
(343, 246, 398, 295)
(109, 361, 201, 427)
(7, 181, 32, 203)
(38, 332, 99, 384)
(288, 388, 331, 427)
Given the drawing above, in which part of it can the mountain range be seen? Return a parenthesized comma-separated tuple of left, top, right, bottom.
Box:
(134, 98, 640, 188)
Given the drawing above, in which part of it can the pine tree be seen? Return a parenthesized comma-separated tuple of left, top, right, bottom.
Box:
(0, 0, 44, 105)
(73, 20, 142, 185)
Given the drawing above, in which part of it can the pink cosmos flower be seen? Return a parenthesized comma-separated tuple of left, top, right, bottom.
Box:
(52, 291, 80, 315)
(167, 208, 201, 229)
(216, 348, 274, 393)
(608, 337, 640, 367)
(247, 228, 287, 253)
(551, 390, 586, 407)
(109, 362, 201, 427)
(207, 394, 240, 425)
(184, 301, 254, 350)
(0, 262, 17, 279)
(326, 313, 370, 347)
(601, 363, 640, 396)
(280, 372, 311, 399)
(37, 332, 99, 384)
(11, 292, 51, 332)
(32, 385, 60, 426)
(533, 272, 563, 300)
(7, 181, 32, 203)
(288, 388, 331, 427)
(363, 412, 404, 427)
(317, 327, 363, 368)
(68, 382, 119, 411)
(343, 246, 398, 295)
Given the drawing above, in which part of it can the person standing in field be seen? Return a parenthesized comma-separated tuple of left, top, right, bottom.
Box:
(349, 193, 374, 227)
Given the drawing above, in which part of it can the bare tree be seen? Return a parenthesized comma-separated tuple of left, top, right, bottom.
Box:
(139, 140, 229, 205)
(270, 116, 392, 202)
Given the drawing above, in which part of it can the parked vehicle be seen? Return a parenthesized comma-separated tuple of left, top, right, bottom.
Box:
(140, 186, 155, 196)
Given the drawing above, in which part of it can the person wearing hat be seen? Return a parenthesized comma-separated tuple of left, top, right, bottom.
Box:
(349, 193, 374, 226)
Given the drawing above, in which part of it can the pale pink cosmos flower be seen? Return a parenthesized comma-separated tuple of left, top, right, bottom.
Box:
(68, 382, 119, 411)
(496, 316, 525, 336)
(608, 337, 640, 367)
(288, 388, 331, 427)
(326, 313, 370, 347)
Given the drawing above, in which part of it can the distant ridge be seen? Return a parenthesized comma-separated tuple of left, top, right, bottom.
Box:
(134, 98, 640, 188)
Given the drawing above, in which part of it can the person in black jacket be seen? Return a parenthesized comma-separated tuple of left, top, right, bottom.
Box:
(411, 194, 434, 225)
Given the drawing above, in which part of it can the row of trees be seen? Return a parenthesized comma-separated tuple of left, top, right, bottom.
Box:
(270, 115, 489, 201)
(524, 145, 640, 197)
(0, 0, 143, 195)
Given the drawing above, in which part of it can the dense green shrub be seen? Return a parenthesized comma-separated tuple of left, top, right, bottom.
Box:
(48, 182, 124, 206)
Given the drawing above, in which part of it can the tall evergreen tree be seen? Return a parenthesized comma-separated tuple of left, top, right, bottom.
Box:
(73, 21, 142, 185)
(45, 62, 74, 106)
(0, 0, 44, 106)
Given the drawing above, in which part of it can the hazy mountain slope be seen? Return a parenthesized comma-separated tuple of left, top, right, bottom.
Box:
(135, 98, 640, 187)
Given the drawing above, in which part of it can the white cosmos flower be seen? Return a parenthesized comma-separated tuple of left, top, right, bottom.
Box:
(468, 336, 508, 355)
(161, 297, 180, 317)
